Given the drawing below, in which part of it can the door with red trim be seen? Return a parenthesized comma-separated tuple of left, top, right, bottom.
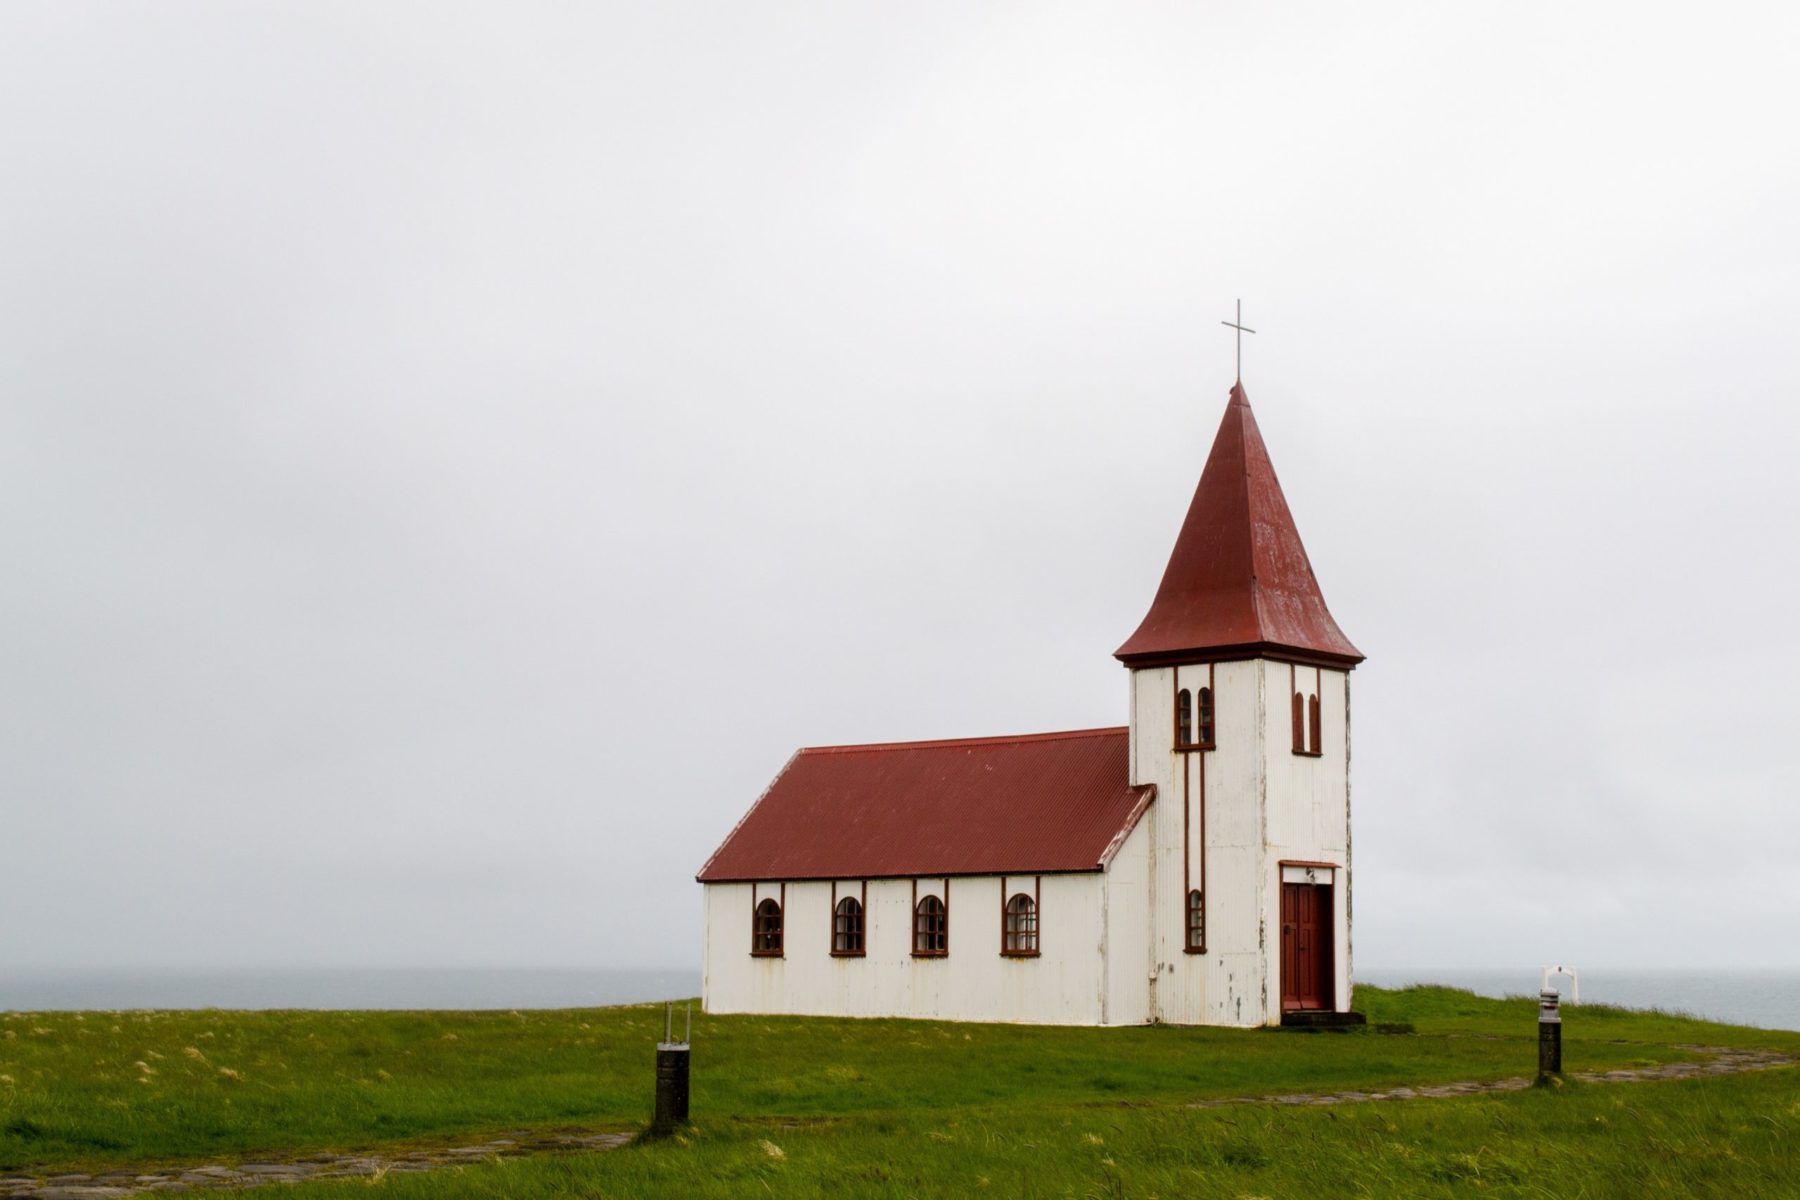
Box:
(1280, 882, 1333, 1011)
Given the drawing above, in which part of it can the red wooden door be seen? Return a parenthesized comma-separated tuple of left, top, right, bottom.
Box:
(1280, 883, 1334, 1011)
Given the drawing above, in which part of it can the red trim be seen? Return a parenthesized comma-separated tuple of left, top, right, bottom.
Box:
(703, 866, 1105, 884)
(1182, 723, 1190, 930)
(801, 726, 1126, 755)
(829, 880, 868, 957)
(1098, 786, 1156, 867)
(1203, 664, 1211, 926)
(1309, 666, 1323, 754)
(698, 749, 802, 884)
(1119, 643, 1362, 671)
(1172, 665, 1217, 752)
(1279, 859, 1341, 870)
(910, 877, 949, 958)
(749, 881, 785, 958)
(1184, 682, 1210, 954)
(1000, 875, 1042, 958)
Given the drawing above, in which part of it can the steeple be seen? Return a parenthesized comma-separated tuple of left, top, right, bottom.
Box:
(1114, 383, 1363, 668)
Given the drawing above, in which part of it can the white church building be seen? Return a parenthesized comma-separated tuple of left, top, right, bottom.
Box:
(697, 381, 1364, 1027)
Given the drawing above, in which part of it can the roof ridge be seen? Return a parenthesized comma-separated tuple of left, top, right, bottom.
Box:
(800, 726, 1126, 755)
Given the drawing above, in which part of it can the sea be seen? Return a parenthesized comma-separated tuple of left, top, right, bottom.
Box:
(0, 968, 697, 1014)
(1356, 967, 1800, 1032)
(2, 966, 1797, 1031)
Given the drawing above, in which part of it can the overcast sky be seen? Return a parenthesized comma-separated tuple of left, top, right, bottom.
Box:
(4, 2, 1797, 976)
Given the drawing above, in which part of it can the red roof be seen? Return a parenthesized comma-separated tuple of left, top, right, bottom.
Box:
(1115, 383, 1363, 668)
(696, 728, 1155, 882)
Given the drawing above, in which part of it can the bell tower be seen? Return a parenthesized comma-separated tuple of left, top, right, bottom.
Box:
(1117, 382, 1363, 1026)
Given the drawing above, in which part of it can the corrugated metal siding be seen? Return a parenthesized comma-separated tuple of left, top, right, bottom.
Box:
(698, 728, 1155, 882)
(1263, 662, 1352, 1018)
(702, 875, 1108, 1025)
(1101, 817, 1151, 1025)
(1134, 659, 1274, 1028)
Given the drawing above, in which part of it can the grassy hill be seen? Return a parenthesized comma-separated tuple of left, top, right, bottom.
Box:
(3, 986, 1796, 1197)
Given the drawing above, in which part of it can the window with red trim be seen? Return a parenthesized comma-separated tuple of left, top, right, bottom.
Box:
(752, 897, 783, 955)
(913, 894, 947, 956)
(1003, 893, 1038, 955)
(832, 896, 865, 955)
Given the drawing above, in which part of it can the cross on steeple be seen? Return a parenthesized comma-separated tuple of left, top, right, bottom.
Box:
(1220, 299, 1255, 382)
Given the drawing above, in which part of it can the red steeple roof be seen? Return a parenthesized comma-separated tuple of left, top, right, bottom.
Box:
(1114, 383, 1363, 669)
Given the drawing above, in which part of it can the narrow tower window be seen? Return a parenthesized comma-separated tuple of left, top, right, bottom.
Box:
(1003, 893, 1039, 955)
(832, 896, 865, 955)
(752, 897, 783, 956)
(1292, 691, 1306, 753)
(913, 894, 947, 956)
(1308, 694, 1322, 755)
(1186, 889, 1205, 951)
(1196, 686, 1215, 747)
(1177, 688, 1193, 746)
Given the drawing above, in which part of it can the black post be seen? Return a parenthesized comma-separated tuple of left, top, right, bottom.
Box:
(652, 1003, 690, 1135)
(653, 1044, 690, 1133)
(1538, 989, 1562, 1076)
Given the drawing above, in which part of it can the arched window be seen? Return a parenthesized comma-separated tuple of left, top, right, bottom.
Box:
(832, 896, 865, 955)
(752, 898, 783, 956)
(1186, 889, 1205, 951)
(1003, 893, 1038, 955)
(1177, 688, 1193, 746)
(1196, 686, 1215, 747)
(913, 894, 947, 956)
(1308, 694, 1321, 756)
(1292, 691, 1305, 753)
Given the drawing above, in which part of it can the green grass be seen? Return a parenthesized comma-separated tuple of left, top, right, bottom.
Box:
(280, 1068, 1800, 1199)
(3, 986, 1797, 1197)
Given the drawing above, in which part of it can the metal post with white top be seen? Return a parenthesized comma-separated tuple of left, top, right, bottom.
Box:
(652, 1002, 691, 1135)
(1538, 989, 1562, 1076)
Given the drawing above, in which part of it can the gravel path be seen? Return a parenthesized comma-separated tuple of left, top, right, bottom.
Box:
(3, 1046, 1792, 1199)
(1188, 1044, 1794, 1109)
(0, 1130, 632, 1199)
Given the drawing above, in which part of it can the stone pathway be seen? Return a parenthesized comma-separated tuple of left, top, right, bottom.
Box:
(1189, 1045, 1794, 1110)
(0, 1130, 632, 1200)
(3, 1046, 1790, 1199)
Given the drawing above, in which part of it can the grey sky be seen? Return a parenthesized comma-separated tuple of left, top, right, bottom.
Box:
(4, 2, 1796, 974)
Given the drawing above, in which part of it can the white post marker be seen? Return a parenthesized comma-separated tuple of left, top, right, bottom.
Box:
(1540, 965, 1579, 1004)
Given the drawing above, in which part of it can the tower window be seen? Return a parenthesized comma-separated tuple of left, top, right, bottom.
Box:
(1003, 893, 1039, 955)
(1177, 688, 1193, 746)
(913, 894, 947, 956)
(752, 897, 783, 956)
(1196, 686, 1215, 747)
(1293, 690, 1322, 756)
(1186, 889, 1205, 951)
(832, 896, 865, 956)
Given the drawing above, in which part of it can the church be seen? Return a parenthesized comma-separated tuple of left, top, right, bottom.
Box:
(697, 379, 1364, 1027)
